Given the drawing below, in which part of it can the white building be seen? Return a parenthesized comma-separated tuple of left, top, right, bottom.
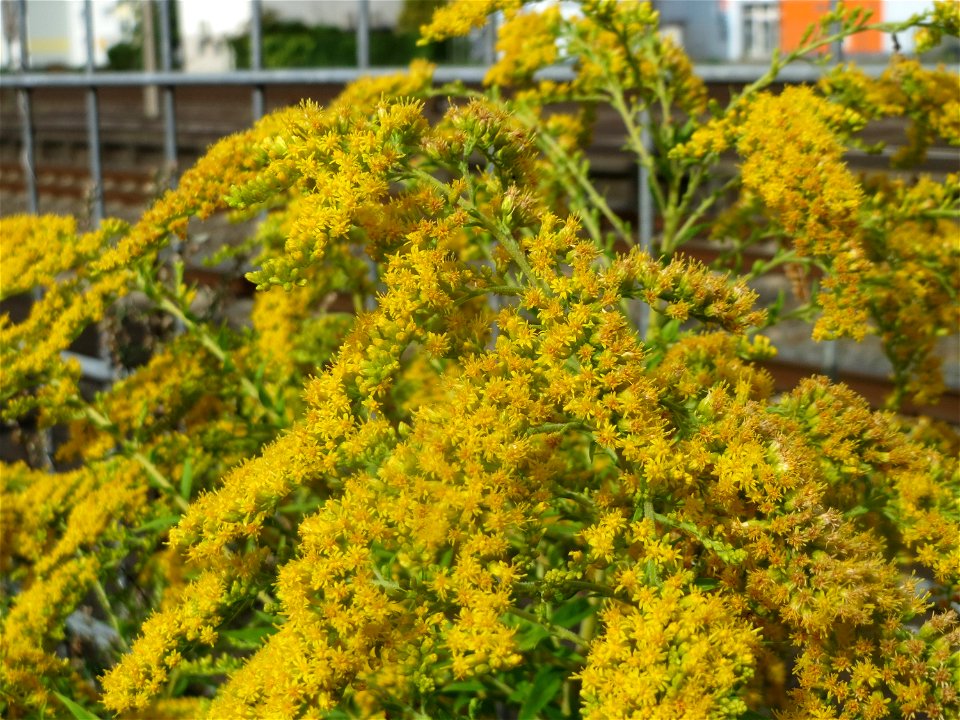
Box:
(178, 0, 404, 73)
(0, 0, 398, 72)
(0, 0, 125, 69)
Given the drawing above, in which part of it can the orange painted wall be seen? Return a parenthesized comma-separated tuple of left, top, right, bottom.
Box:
(780, 0, 884, 54)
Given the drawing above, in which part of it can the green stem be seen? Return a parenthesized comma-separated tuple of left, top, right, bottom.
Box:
(607, 87, 667, 220)
(82, 405, 113, 432)
(507, 607, 589, 649)
(515, 579, 614, 599)
(81, 405, 189, 512)
(489, 677, 517, 699)
(134, 451, 190, 512)
(92, 576, 130, 652)
(520, 109, 632, 246)
(154, 296, 282, 427)
(742, 248, 803, 282)
(411, 167, 542, 287)
(918, 208, 960, 220)
(554, 488, 597, 513)
(671, 174, 741, 252)
(739, 17, 926, 100)
(454, 285, 524, 307)
(526, 421, 589, 436)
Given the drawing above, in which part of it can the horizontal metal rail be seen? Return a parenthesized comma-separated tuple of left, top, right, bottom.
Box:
(5, 62, 954, 89)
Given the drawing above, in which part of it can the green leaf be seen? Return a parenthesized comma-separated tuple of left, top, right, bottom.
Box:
(516, 623, 551, 651)
(222, 625, 276, 648)
(660, 318, 681, 343)
(518, 668, 563, 720)
(53, 693, 103, 720)
(550, 598, 595, 628)
(173, 259, 185, 292)
(253, 609, 282, 624)
(694, 577, 721, 590)
(277, 500, 322, 514)
(135, 514, 179, 534)
(676, 221, 711, 247)
(442, 679, 487, 693)
(257, 382, 274, 410)
(179, 455, 194, 501)
(135, 401, 150, 431)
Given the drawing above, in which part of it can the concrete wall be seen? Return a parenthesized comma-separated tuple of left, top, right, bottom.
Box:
(654, 0, 727, 62)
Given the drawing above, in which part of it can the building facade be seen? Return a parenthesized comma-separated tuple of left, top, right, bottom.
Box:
(0, 0, 124, 69)
(0, 0, 925, 71)
(655, 0, 895, 61)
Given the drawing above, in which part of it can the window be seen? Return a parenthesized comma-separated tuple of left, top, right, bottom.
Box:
(743, 3, 779, 60)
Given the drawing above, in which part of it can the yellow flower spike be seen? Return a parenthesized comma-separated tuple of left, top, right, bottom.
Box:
(101, 570, 233, 713)
(485, 5, 562, 87)
(579, 580, 757, 719)
(418, 0, 522, 44)
(1, 556, 101, 711)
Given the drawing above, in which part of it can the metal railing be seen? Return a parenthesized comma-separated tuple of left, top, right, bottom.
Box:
(2, 0, 913, 223)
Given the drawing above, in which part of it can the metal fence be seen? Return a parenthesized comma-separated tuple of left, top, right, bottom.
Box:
(2, 0, 900, 224)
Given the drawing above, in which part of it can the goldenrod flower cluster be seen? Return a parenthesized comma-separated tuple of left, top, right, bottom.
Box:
(2, 2, 958, 719)
(915, 0, 960, 54)
(819, 57, 959, 167)
(579, 573, 757, 719)
(674, 48, 958, 403)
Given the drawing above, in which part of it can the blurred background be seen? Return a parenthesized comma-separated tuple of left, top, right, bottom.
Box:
(2, 0, 957, 73)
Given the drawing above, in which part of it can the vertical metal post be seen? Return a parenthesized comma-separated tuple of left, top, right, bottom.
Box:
(16, 0, 50, 469)
(142, 0, 159, 117)
(250, 0, 264, 120)
(356, 0, 369, 70)
(823, 2, 842, 376)
(822, 339, 839, 380)
(828, 0, 844, 61)
(158, 0, 177, 183)
(637, 110, 654, 339)
(83, 0, 104, 226)
(15, 0, 37, 214)
(483, 11, 498, 65)
(82, 0, 112, 380)
(157, 0, 185, 335)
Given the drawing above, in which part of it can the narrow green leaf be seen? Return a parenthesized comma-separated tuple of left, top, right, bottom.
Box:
(518, 668, 564, 720)
(660, 318, 681, 343)
(179, 455, 194, 501)
(53, 692, 103, 720)
(222, 625, 276, 648)
(676, 221, 710, 246)
(442, 679, 487, 693)
(135, 514, 179, 534)
(516, 624, 551, 651)
(257, 383, 274, 410)
(173, 259, 185, 291)
(550, 598, 595, 628)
